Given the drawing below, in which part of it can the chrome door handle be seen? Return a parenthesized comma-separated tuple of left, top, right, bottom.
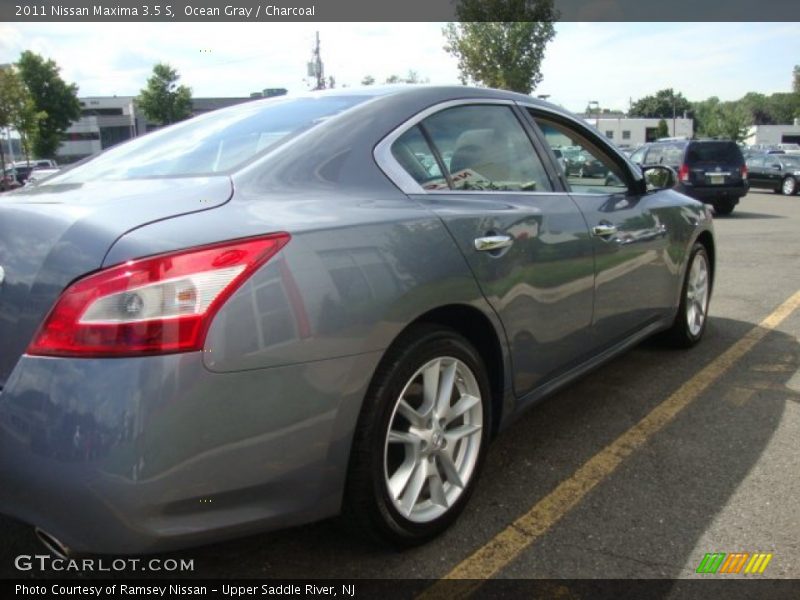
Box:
(592, 224, 618, 238)
(474, 235, 514, 252)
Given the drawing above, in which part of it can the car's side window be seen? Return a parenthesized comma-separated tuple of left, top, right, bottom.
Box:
(531, 116, 629, 194)
(392, 105, 553, 193)
(645, 145, 664, 165)
(629, 146, 647, 164)
(391, 126, 450, 190)
(661, 144, 684, 166)
(746, 156, 764, 169)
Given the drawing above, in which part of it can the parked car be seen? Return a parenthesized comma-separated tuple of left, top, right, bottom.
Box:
(24, 167, 61, 186)
(746, 152, 800, 195)
(0, 86, 715, 555)
(630, 139, 748, 215)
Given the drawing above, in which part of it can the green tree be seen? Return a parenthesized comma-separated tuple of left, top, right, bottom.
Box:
(0, 68, 23, 170)
(629, 88, 692, 119)
(361, 75, 375, 86)
(136, 63, 192, 126)
(384, 71, 429, 85)
(443, 0, 558, 94)
(15, 51, 80, 159)
(655, 119, 669, 138)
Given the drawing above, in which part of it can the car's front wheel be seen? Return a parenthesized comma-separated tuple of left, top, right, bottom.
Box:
(343, 325, 491, 546)
(782, 176, 797, 196)
(661, 242, 711, 348)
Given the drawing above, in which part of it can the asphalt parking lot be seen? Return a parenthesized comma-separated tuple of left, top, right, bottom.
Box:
(1, 188, 799, 582)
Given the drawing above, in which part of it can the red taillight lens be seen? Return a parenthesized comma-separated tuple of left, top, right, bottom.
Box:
(678, 164, 690, 182)
(741, 164, 748, 180)
(27, 233, 290, 357)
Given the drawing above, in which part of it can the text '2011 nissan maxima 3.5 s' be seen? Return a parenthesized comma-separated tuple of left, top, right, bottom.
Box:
(0, 86, 715, 555)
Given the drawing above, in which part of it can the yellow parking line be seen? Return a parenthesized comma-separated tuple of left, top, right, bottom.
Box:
(420, 290, 800, 599)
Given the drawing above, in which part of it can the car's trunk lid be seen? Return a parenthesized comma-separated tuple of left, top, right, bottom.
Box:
(0, 177, 232, 387)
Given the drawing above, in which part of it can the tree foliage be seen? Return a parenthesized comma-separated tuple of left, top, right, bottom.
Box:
(384, 71, 428, 85)
(793, 65, 800, 94)
(15, 51, 80, 159)
(692, 98, 750, 142)
(443, 0, 557, 94)
(136, 63, 193, 126)
(0, 66, 46, 166)
(361, 75, 375, 86)
(628, 88, 692, 119)
(655, 119, 669, 138)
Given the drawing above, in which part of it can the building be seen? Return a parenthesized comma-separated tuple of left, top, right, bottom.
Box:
(58, 96, 147, 163)
(57, 88, 287, 163)
(744, 122, 800, 146)
(578, 114, 694, 148)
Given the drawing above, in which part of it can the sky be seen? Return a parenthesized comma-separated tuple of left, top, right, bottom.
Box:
(0, 22, 797, 113)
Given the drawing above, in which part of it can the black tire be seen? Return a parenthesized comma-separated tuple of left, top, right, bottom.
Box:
(342, 324, 491, 547)
(660, 243, 712, 348)
(713, 200, 735, 215)
(781, 176, 797, 196)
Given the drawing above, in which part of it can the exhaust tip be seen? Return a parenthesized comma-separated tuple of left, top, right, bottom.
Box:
(34, 528, 70, 559)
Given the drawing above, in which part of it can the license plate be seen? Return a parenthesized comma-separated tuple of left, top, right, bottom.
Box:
(709, 174, 724, 185)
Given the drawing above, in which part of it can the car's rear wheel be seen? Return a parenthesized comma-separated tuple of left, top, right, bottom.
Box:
(661, 243, 711, 348)
(713, 199, 735, 215)
(343, 325, 491, 546)
(782, 176, 797, 196)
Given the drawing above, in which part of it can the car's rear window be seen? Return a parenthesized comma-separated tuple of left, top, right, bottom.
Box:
(53, 95, 371, 183)
(686, 142, 743, 164)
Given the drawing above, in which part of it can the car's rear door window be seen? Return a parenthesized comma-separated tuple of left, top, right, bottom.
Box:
(392, 104, 554, 193)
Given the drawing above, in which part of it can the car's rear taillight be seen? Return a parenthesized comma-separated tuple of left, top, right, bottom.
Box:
(27, 233, 290, 357)
(740, 164, 748, 180)
(678, 164, 690, 182)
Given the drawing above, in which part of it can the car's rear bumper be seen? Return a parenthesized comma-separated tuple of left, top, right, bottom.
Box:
(0, 351, 381, 554)
(677, 183, 748, 203)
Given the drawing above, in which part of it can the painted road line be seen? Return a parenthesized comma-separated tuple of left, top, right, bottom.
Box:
(419, 290, 800, 599)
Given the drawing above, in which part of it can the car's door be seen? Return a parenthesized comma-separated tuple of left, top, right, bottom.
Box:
(764, 156, 785, 188)
(378, 101, 595, 398)
(523, 108, 675, 351)
(746, 155, 766, 188)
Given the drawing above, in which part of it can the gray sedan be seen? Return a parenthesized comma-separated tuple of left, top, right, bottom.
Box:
(0, 86, 714, 555)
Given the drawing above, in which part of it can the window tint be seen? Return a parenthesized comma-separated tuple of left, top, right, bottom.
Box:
(746, 156, 765, 168)
(55, 95, 370, 182)
(661, 144, 684, 166)
(391, 126, 449, 190)
(420, 105, 552, 192)
(644, 145, 664, 164)
(686, 142, 743, 164)
(532, 115, 628, 194)
(629, 146, 647, 163)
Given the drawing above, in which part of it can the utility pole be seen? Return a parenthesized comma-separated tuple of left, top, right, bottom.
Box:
(308, 31, 325, 90)
(672, 93, 676, 136)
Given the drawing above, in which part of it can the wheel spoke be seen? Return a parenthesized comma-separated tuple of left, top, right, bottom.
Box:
(437, 452, 464, 489)
(397, 398, 426, 429)
(445, 393, 481, 425)
(388, 453, 419, 500)
(428, 464, 448, 507)
(399, 461, 428, 516)
(388, 429, 422, 445)
(445, 423, 481, 443)
(422, 360, 441, 415)
(435, 360, 457, 417)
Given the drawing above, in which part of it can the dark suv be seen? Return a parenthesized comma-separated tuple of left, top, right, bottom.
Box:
(630, 140, 748, 214)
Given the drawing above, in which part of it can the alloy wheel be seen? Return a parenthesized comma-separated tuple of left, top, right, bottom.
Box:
(383, 357, 483, 523)
(686, 251, 710, 337)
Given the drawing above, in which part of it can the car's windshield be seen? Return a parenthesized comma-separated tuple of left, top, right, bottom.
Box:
(53, 95, 371, 183)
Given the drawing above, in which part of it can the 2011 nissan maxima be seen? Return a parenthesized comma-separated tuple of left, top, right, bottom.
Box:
(0, 86, 714, 555)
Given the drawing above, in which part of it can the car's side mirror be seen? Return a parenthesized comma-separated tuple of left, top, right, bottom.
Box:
(642, 165, 676, 191)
